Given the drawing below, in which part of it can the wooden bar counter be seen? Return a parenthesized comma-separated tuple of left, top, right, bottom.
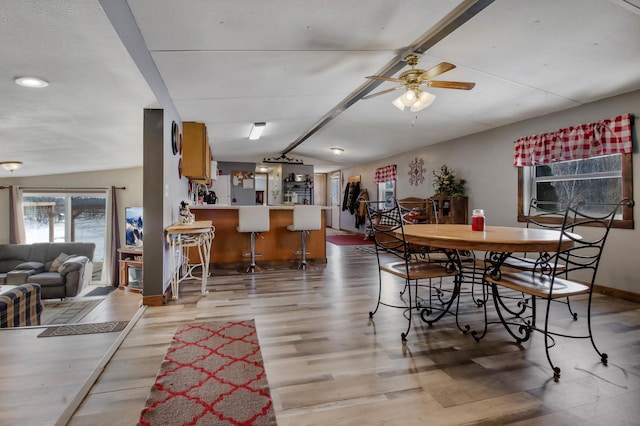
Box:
(190, 205, 326, 267)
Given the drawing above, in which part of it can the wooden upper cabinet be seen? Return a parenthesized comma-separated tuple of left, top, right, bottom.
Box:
(182, 121, 212, 181)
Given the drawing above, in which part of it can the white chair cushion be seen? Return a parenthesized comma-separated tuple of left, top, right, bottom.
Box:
(288, 205, 322, 231)
(237, 206, 270, 233)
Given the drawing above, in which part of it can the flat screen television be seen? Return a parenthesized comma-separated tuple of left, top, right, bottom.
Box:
(125, 207, 143, 247)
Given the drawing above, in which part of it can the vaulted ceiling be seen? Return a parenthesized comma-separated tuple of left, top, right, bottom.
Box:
(2, 0, 640, 177)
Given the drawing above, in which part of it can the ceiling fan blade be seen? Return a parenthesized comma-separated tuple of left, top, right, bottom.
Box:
(365, 75, 404, 83)
(362, 86, 402, 100)
(426, 80, 476, 90)
(418, 62, 456, 81)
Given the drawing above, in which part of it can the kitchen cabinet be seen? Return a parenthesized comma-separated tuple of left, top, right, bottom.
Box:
(183, 121, 212, 181)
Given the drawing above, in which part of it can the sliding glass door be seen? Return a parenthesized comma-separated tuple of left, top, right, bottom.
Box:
(22, 190, 108, 284)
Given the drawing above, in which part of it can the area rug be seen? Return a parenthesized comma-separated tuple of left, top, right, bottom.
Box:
(139, 320, 276, 426)
(326, 234, 374, 246)
(38, 321, 128, 338)
(85, 285, 117, 297)
(40, 299, 103, 325)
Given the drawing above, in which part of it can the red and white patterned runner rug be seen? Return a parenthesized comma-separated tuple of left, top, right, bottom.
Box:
(139, 320, 276, 425)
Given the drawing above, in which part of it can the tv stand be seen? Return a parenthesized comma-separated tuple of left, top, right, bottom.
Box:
(118, 247, 143, 292)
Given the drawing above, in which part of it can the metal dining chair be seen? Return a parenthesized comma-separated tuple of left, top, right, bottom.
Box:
(484, 198, 633, 381)
(365, 198, 461, 342)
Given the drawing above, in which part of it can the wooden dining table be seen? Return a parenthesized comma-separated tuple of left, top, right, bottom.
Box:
(402, 224, 574, 254)
(397, 224, 578, 331)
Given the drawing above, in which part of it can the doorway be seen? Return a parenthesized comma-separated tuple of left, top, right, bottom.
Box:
(330, 171, 341, 229)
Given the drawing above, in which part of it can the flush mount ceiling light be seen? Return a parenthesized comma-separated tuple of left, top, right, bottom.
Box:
(0, 161, 23, 172)
(330, 147, 344, 155)
(14, 76, 49, 88)
(248, 122, 266, 140)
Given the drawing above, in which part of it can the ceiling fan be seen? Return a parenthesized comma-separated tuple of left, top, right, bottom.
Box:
(363, 54, 475, 112)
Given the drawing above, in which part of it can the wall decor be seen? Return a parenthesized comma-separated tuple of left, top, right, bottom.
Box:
(232, 170, 253, 187)
(408, 157, 426, 186)
(171, 121, 179, 155)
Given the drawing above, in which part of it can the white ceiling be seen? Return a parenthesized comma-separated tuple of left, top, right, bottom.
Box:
(2, 0, 640, 177)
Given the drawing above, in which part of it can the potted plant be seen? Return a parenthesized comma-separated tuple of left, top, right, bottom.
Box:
(432, 165, 465, 196)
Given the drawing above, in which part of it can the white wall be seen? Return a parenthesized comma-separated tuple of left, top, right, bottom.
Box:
(340, 90, 639, 295)
(0, 166, 143, 245)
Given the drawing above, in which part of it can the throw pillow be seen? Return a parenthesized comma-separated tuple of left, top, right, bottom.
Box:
(49, 252, 73, 272)
(14, 261, 44, 270)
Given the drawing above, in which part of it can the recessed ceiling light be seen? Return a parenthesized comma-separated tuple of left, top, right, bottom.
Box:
(14, 76, 49, 88)
(331, 147, 344, 155)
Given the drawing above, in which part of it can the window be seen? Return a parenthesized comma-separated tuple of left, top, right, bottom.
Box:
(378, 181, 396, 207)
(518, 153, 633, 228)
(22, 190, 108, 282)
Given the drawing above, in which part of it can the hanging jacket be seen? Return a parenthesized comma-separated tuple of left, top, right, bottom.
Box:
(355, 189, 369, 227)
(348, 182, 360, 214)
(342, 182, 351, 211)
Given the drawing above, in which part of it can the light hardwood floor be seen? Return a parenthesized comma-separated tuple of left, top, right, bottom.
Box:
(3, 243, 639, 425)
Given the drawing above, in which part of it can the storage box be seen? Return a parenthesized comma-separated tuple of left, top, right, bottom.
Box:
(127, 265, 143, 289)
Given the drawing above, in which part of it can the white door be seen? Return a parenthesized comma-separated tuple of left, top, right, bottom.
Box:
(330, 171, 341, 229)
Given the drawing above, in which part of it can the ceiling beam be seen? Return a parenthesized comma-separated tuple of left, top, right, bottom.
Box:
(280, 0, 495, 157)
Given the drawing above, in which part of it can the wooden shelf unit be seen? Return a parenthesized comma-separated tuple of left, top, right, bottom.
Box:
(118, 247, 143, 292)
(429, 196, 468, 224)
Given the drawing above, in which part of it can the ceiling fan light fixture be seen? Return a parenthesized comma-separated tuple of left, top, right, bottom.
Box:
(248, 122, 266, 140)
(392, 95, 406, 111)
(0, 161, 23, 172)
(410, 91, 436, 112)
(401, 89, 418, 106)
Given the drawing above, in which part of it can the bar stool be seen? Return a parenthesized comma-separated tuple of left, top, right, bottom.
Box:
(287, 205, 322, 269)
(237, 206, 270, 272)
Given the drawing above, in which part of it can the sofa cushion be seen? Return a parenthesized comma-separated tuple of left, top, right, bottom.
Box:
(39, 243, 95, 271)
(0, 244, 34, 273)
(49, 253, 73, 272)
(28, 272, 63, 286)
(14, 261, 45, 271)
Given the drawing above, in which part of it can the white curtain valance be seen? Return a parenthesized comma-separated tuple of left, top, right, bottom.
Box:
(513, 113, 633, 167)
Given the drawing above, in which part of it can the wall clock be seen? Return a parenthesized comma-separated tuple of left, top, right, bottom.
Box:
(171, 121, 179, 155)
(408, 157, 426, 186)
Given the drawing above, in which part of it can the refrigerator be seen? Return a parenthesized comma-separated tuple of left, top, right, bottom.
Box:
(209, 175, 231, 205)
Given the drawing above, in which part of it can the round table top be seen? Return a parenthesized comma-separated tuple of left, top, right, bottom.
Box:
(401, 224, 578, 252)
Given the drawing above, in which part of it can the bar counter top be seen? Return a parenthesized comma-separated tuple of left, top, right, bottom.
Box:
(190, 205, 326, 267)
(190, 204, 327, 210)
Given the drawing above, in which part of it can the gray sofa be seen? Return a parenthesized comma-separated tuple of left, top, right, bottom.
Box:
(0, 243, 95, 299)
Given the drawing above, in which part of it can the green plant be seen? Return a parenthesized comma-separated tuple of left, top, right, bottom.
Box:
(432, 164, 465, 196)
